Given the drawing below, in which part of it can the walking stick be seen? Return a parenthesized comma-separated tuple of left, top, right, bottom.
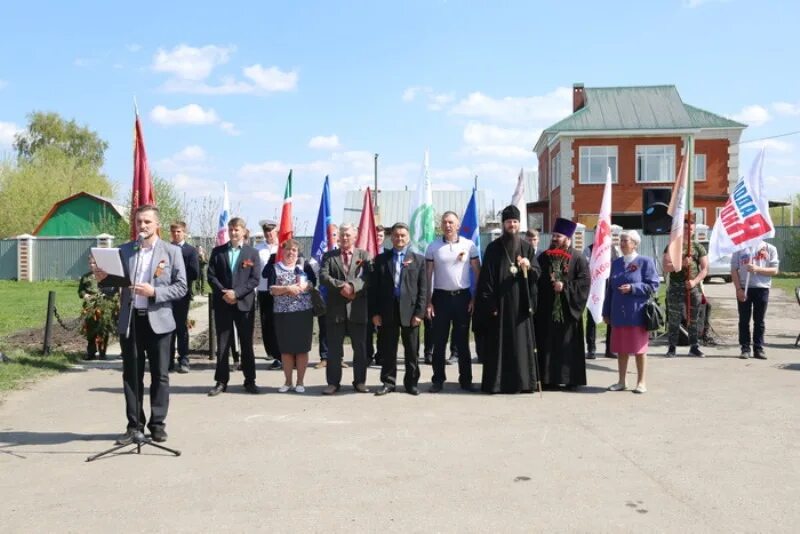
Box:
(521, 257, 542, 398)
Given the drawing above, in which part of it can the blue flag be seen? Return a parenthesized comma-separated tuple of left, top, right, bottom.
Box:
(311, 176, 333, 262)
(459, 188, 481, 261)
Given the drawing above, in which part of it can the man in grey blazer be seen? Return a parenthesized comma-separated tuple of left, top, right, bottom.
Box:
(97, 204, 187, 445)
(370, 223, 427, 396)
(319, 223, 372, 394)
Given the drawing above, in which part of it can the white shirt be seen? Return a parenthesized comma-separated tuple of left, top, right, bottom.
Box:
(134, 242, 156, 309)
(256, 242, 277, 292)
(425, 236, 479, 291)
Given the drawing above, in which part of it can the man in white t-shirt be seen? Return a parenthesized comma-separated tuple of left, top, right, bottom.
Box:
(256, 219, 282, 369)
(731, 240, 779, 359)
(425, 211, 480, 392)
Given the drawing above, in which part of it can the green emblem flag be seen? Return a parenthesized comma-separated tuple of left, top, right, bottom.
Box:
(409, 149, 435, 254)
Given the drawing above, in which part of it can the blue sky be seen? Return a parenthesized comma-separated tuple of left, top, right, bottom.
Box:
(1, 0, 798, 234)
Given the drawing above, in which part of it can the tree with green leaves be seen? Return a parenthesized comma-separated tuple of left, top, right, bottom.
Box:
(13, 111, 108, 170)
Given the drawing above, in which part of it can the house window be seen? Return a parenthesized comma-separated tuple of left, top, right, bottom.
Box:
(550, 152, 561, 191)
(695, 154, 706, 181)
(579, 146, 618, 184)
(692, 207, 706, 226)
(636, 145, 676, 183)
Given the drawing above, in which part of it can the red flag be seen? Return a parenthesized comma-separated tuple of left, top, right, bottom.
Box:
(131, 113, 155, 239)
(277, 170, 293, 261)
(355, 187, 378, 258)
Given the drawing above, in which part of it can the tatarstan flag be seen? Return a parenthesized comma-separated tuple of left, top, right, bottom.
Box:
(277, 170, 293, 261)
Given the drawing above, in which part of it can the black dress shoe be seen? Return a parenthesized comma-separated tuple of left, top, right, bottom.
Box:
(375, 385, 395, 396)
(429, 383, 443, 393)
(115, 429, 137, 445)
(208, 382, 227, 396)
(353, 383, 370, 393)
(177, 363, 189, 374)
(322, 384, 339, 395)
(460, 383, 479, 393)
(244, 383, 260, 394)
(406, 386, 420, 396)
(423, 354, 433, 365)
(149, 427, 168, 443)
(586, 352, 596, 360)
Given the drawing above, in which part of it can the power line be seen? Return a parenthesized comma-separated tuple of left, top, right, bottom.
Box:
(735, 129, 800, 146)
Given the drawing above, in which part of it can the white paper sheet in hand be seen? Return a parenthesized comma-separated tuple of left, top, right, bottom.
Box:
(91, 247, 125, 277)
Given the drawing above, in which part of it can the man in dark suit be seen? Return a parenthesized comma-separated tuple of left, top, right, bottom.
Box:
(169, 221, 199, 373)
(370, 223, 426, 396)
(319, 223, 372, 395)
(95, 204, 187, 445)
(207, 217, 261, 395)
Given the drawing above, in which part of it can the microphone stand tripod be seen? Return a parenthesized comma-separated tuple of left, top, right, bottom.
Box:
(87, 236, 181, 462)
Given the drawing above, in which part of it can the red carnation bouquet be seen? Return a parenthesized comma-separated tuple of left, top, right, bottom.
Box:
(545, 249, 572, 322)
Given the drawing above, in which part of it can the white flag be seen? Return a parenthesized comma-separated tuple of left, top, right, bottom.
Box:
(709, 148, 774, 261)
(587, 168, 613, 323)
(409, 149, 435, 254)
(216, 183, 230, 246)
(511, 168, 528, 231)
(666, 153, 688, 271)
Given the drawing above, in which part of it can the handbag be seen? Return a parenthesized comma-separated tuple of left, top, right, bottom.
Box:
(309, 286, 327, 317)
(643, 295, 666, 332)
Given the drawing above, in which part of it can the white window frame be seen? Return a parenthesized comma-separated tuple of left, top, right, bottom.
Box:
(635, 144, 676, 183)
(579, 146, 618, 184)
(550, 152, 561, 191)
(694, 153, 707, 182)
(692, 207, 706, 226)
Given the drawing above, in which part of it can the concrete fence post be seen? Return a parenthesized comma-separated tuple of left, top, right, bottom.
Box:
(16, 234, 35, 282)
(96, 233, 115, 248)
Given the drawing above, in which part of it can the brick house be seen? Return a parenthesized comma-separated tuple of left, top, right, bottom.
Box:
(531, 83, 746, 231)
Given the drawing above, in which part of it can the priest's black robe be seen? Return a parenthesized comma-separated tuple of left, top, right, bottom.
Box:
(534, 246, 590, 386)
(477, 238, 540, 393)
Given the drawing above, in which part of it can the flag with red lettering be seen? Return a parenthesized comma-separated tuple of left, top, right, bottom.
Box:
(355, 187, 378, 258)
(587, 168, 613, 323)
(666, 152, 688, 271)
(131, 112, 155, 240)
(277, 170, 293, 261)
(709, 148, 774, 261)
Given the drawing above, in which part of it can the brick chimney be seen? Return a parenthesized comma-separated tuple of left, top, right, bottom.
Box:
(573, 83, 585, 112)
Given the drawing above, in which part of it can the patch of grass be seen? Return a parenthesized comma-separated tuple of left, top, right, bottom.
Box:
(0, 349, 81, 392)
(0, 280, 82, 338)
(770, 275, 800, 298)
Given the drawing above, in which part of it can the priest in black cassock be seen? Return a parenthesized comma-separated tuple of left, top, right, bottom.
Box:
(477, 205, 541, 394)
(534, 217, 590, 389)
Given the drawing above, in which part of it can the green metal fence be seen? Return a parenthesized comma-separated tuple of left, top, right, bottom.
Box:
(0, 240, 17, 280)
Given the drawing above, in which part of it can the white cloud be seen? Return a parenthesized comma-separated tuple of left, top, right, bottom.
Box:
(150, 104, 219, 125)
(172, 173, 219, 192)
(220, 121, 240, 136)
(773, 101, 800, 116)
(126, 43, 142, 53)
(308, 135, 342, 150)
(73, 57, 93, 68)
(173, 145, 207, 162)
(683, 0, 731, 7)
(428, 93, 455, 111)
(161, 77, 254, 95)
(149, 104, 238, 136)
(450, 87, 572, 124)
(730, 104, 771, 126)
(740, 138, 793, 153)
(402, 86, 424, 102)
(0, 121, 21, 147)
(459, 122, 539, 160)
(152, 44, 234, 80)
(243, 64, 298, 92)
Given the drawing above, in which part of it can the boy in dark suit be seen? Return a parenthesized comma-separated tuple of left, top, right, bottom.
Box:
(370, 223, 427, 395)
(169, 221, 200, 373)
(207, 217, 261, 395)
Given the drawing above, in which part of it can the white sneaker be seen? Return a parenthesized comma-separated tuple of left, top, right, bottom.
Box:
(607, 382, 627, 392)
(294, 385, 306, 393)
(278, 384, 293, 393)
(633, 384, 647, 394)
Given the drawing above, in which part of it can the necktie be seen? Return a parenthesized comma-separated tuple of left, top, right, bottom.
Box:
(394, 252, 404, 297)
(343, 251, 351, 271)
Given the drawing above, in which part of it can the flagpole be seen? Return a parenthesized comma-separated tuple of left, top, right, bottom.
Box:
(685, 135, 695, 337)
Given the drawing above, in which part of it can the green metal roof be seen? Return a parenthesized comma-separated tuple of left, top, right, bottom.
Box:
(545, 85, 746, 133)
